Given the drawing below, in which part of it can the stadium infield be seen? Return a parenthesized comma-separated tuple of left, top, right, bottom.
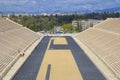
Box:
(12, 36, 106, 80)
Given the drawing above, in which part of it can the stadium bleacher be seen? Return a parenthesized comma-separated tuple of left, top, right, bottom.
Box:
(0, 18, 41, 79)
(94, 18, 120, 34)
(0, 18, 20, 32)
(0, 17, 120, 79)
(75, 18, 120, 79)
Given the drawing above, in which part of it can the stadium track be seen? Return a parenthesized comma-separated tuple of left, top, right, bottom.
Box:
(12, 36, 106, 80)
(12, 36, 50, 80)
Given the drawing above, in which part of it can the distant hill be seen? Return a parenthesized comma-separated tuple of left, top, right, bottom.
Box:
(52, 7, 120, 14)
(1, 7, 120, 15)
(95, 7, 120, 13)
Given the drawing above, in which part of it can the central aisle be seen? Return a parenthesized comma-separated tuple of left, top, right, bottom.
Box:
(13, 36, 106, 80)
(36, 37, 83, 80)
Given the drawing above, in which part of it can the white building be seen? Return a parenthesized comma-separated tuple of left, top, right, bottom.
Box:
(89, 19, 104, 26)
(72, 21, 79, 27)
(80, 20, 89, 30)
(72, 19, 104, 31)
(72, 20, 90, 31)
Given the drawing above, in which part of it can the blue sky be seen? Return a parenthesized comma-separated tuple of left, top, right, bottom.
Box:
(0, 0, 120, 13)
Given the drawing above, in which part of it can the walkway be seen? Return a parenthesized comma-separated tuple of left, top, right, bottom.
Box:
(13, 36, 106, 80)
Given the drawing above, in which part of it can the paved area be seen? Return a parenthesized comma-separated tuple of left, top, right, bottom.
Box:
(3, 36, 43, 80)
(66, 36, 106, 80)
(12, 36, 106, 80)
(36, 37, 83, 80)
(12, 36, 50, 80)
(52, 37, 68, 45)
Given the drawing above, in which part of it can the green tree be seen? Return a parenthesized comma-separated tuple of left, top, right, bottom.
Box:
(62, 23, 73, 33)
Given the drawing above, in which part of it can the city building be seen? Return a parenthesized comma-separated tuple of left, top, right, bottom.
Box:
(72, 19, 104, 31)
(89, 19, 104, 26)
(72, 21, 79, 27)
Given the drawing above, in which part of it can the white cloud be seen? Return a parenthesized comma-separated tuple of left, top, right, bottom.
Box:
(42, 0, 47, 1)
(0, 0, 120, 13)
(32, 1, 37, 4)
(82, 4, 93, 9)
(0, 0, 29, 4)
(56, 0, 84, 3)
(115, 0, 120, 3)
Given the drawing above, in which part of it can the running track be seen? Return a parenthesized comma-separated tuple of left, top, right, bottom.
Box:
(13, 36, 106, 80)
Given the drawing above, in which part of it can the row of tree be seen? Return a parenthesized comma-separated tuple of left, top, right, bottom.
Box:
(9, 12, 120, 33)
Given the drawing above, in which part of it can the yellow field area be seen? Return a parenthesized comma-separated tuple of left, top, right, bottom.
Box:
(36, 37, 83, 80)
(52, 37, 68, 45)
(36, 50, 83, 80)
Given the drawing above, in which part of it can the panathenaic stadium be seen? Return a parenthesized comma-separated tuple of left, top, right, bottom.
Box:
(0, 17, 120, 80)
